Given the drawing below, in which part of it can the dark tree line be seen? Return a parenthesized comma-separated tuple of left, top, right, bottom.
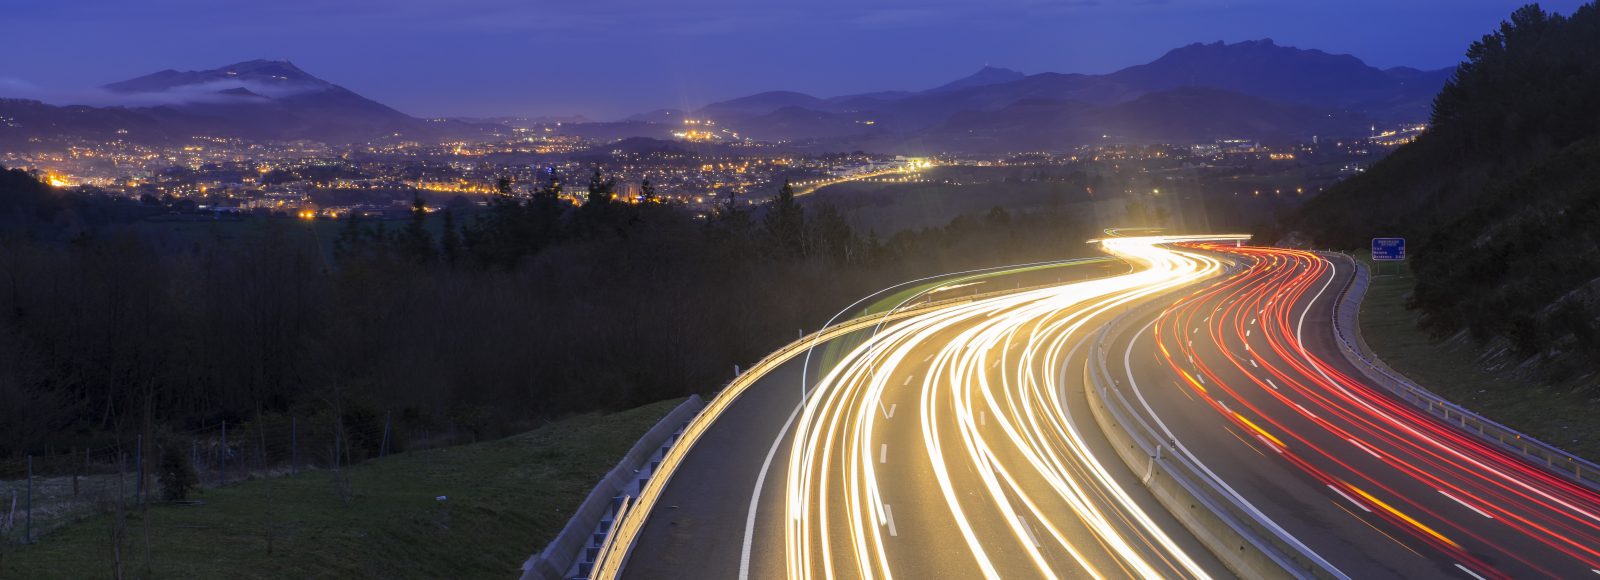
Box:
(1286, 3, 1600, 382)
(0, 165, 1096, 457)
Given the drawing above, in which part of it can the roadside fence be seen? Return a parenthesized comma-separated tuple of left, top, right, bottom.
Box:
(0, 409, 476, 545)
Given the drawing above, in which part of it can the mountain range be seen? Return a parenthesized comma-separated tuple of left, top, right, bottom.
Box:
(0, 60, 496, 149)
(0, 40, 1451, 152)
(646, 39, 1450, 152)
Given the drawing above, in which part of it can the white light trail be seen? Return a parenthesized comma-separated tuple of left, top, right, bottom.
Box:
(782, 235, 1243, 578)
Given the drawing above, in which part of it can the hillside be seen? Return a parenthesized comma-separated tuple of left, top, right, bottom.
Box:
(650, 41, 1445, 147)
(1, 61, 497, 146)
(1287, 3, 1600, 380)
(1106, 39, 1447, 118)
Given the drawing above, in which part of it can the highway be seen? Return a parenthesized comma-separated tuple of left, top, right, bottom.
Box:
(1102, 243, 1600, 579)
(606, 237, 1600, 580)
(616, 236, 1242, 579)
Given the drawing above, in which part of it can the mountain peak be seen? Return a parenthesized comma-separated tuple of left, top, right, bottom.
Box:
(1109, 39, 1397, 106)
(927, 66, 1025, 94)
(219, 59, 312, 78)
(104, 60, 328, 94)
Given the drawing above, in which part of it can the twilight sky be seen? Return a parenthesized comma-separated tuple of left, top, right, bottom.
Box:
(0, 0, 1588, 120)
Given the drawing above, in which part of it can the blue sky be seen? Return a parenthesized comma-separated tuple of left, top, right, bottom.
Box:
(1, 0, 1589, 119)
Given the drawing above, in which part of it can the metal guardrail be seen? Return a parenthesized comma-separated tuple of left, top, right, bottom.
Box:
(590, 277, 1093, 579)
(586, 496, 631, 578)
(1324, 252, 1600, 491)
(522, 396, 705, 580)
(1085, 295, 1338, 580)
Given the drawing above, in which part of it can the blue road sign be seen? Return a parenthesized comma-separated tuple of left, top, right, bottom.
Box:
(1372, 238, 1405, 261)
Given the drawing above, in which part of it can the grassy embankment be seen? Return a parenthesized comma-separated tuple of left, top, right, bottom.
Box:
(1355, 257, 1600, 461)
(0, 399, 682, 579)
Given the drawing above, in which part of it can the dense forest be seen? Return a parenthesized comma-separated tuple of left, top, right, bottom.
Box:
(0, 166, 1098, 458)
(1285, 3, 1600, 381)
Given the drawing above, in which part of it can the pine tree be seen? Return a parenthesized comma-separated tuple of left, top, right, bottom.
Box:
(399, 194, 434, 264)
(334, 210, 364, 259)
(640, 178, 658, 203)
(763, 180, 806, 259)
(534, 167, 563, 203)
(809, 203, 855, 264)
(585, 168, 615, 208)
(439, 207, 461, 265)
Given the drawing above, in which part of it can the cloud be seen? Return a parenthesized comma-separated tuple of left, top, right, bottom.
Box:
(0, 76, 324, 108)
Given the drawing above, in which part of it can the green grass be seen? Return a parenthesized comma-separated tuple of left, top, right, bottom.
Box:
(1356, 257, 1600, 461)
(0, 399, 683, 580)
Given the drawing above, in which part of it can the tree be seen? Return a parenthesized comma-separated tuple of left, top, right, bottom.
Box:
(158, 442, 199, 501)
(985, 206, 1012, 227)
(809, 203, 856, 265)
(439, 207, 462, 265)
(398, 194, 434, 264)
(534, 167, 563, 203)
(495, 176, 513, 195)
(640, 179, 658, 203)
(585, 168, 616, 208)
(763, 181, 806, 259)
(333, 210, 364, 259)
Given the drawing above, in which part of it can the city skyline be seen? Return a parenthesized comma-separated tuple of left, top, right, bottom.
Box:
(2, 0, 1588, 119)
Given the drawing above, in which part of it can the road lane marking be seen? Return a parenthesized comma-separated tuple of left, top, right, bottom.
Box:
(990, 359, 1000, 369)
(1328, 485, 1371, 512)
(979, 411, 987, 426)
(1249, 359, 1258, 368)
(902, 375, 912, 385)
(1438, 490, 1493, 519)
(880, 444, 887, 464)
(1346, 438, 1382, 459)
(1294, 403, 1316, 418)
(1266, 378, 1278, 390)
(1332, 502, 1426, 559)
(923, 354, 932, 362)
(884, 403, 896, 419)
(1251, 318, 1257, 325)
(1246, 329, 1252, 337)
(1017, 516, 1041, 547)
(1223, 426, 1266, 458)
(882, 503, 898, 536)
(739, 394, 807, 580)
(1455, 564, 1487, 580)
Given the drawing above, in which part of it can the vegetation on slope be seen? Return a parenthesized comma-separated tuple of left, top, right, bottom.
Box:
(0, 169, 1100, 460)
(0, 399, 680, 579)
(1287, 3, 1600, 385)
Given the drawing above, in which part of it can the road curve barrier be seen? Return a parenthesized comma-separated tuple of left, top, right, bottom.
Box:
(590, 278, 1085, 579)
(1325, 253, 1600, 492)
(1084, 284, 1344, 580)
(522, 395, 706, 580)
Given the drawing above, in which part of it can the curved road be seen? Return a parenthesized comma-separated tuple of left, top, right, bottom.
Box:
(617, 236, 1242, 579)
(1103, 243, 1600, 579)
(605, 238, 1600, 579)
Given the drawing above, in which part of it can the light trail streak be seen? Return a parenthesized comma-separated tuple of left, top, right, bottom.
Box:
(782, 235, 1242, 578)
(1141, 243, 1600, 579)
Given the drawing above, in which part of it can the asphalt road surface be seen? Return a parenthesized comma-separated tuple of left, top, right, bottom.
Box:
(613, 237, 1600, 579)
(1103, 243, 1600, 579)
(621, 237, 1240, 579)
